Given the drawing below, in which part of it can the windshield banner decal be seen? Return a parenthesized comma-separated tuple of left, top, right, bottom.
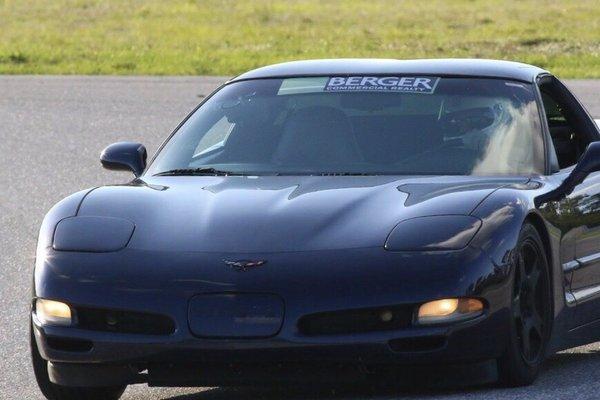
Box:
(324, 76, 440, 94)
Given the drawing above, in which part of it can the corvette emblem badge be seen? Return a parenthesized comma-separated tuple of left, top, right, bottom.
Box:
(223, 259, 267, 271)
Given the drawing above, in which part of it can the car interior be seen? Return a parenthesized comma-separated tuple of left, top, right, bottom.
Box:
(194, 107, 488, 174)
(189, 89, 543, 175)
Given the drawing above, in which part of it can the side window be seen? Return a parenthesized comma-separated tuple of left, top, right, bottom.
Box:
(540, 89, 583, 169)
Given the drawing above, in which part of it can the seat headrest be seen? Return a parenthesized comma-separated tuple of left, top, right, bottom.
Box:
(273, 106, 360, 166)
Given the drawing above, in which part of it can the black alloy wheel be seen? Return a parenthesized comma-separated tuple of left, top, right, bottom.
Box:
(498, 223, 552, 386)
(512, 235, 550, 364)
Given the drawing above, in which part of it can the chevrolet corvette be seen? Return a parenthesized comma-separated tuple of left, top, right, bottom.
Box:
(31, 59, 600, 399)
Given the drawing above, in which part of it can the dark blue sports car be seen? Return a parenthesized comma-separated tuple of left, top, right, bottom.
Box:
(31, 59, 600, 399)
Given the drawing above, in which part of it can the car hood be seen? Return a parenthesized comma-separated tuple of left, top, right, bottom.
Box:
(77, 175, 528, 253)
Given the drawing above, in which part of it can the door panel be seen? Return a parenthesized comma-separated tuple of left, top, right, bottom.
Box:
(566, 171, 600, 326)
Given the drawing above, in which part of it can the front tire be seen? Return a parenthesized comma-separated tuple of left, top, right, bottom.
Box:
(30, 322, 126, 400)
(497, 223, 552, 386)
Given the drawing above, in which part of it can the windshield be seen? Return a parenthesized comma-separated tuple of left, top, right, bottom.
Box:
(147, 76, 545, 176)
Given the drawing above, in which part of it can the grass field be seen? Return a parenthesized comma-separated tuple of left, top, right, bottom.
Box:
(0, 0, 599, 77)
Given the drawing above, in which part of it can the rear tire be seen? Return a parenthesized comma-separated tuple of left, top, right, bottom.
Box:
(31, 322, 126, 400)
(497, 223, 552, 387)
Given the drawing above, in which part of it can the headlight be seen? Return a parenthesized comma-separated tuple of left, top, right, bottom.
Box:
(416, 298, 484, 325)
(53, 216, 135, 252)
(36, 299, 73, 326)
(385, 215, 482, 251)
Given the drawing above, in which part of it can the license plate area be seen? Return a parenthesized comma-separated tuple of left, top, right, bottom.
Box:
(188, 293, 284, 338)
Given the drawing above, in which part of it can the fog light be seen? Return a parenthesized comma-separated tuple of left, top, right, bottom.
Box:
(379, 309, 394, 322)
(36, 299, 72, 326)
(417, 298, 483, 325)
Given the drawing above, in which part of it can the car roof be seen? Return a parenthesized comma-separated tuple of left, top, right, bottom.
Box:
(231, 58, 548, 83)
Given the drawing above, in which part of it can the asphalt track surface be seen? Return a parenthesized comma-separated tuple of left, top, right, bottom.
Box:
(1, 76, 599, 400)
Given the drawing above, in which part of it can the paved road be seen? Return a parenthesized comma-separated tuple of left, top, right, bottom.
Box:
(1, 76, 599, 400)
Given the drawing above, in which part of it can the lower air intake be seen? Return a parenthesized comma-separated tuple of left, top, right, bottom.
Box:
(76, 307, 175, 335)
(298, 305, 413, 336)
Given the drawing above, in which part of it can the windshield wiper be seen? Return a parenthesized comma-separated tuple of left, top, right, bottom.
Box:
(153, 167, 242, 176)
(315, 172, 380, 176)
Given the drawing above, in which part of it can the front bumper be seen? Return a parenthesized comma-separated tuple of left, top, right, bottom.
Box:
(33, 245, 511, 386)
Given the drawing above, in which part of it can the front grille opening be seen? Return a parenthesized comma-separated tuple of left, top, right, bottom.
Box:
(46, 336, 93, 352)
(388, 336, 447, 353)
(75, 307, 175, 335)
(298, 305, 413, 336)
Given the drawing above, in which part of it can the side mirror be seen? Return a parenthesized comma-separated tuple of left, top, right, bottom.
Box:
(100, 142, 147, 177)
(536, 141, 600, 207)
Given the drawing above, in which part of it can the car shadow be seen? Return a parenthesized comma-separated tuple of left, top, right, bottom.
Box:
(160, 348, 600, 399)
